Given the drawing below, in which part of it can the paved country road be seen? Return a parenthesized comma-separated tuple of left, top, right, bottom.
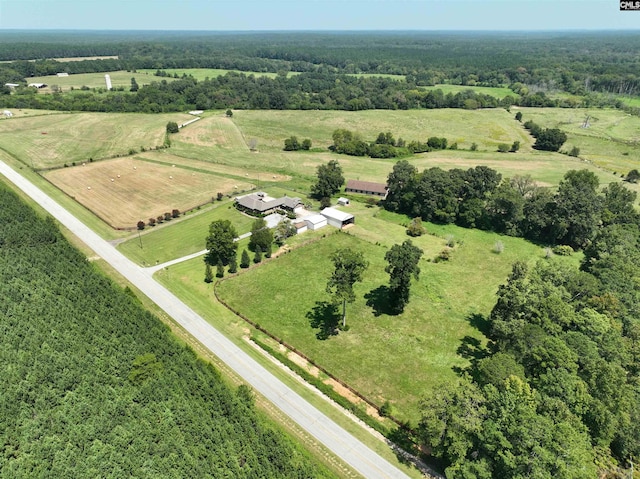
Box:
(0, 161, 413, 479)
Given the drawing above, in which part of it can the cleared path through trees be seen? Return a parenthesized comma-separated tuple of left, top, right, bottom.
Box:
(0, 160, 412, 479)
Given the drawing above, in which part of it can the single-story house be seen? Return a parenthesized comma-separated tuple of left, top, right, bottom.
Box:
(321, 207, 355, 229)
(4, 83, 20, 89)
(345, 180, 388, 199)
(337, 197, 350, 206)
(235, 192, 303, 216)
(303, 214, 327, 231)
(56, 73, 69, 77)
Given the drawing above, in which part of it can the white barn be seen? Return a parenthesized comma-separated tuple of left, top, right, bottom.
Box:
(321, 207, 355, 229)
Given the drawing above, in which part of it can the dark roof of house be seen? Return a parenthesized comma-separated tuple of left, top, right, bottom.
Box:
(235, 193, 302, 213)
(345, 180, 388, 194)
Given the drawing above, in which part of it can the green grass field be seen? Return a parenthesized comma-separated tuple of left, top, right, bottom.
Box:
(422, 84, 517, 99)
(27, 70, 166, 93)
(139, 68, 296, 81)
(117, 198, 256, 265)
(138, 68, 404, 81)
(2, 103, 635, 427)
(214, 212, 556, 422)
(230, 108, 530, 151)
(0, 111, 192, 169)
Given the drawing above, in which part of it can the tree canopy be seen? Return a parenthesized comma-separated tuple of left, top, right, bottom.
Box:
(311, 160, 344, 200)
(205, 219, 238, 266)
(420, 250, 640, 478)
(249, 217, 273, 253)
(384, 240, 424, 313)
(0, 183, 324, 478)
(325, 248, 368, 328)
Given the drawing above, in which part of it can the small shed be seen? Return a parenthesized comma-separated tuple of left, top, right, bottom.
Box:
(294, 220, 308, 234)
(56, 72, 69, 77)
(337, 197, 350, 206)
(321, 207, 355, 229)
(303, 214, 327, 231)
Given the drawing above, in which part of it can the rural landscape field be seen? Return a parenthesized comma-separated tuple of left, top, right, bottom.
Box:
(1, 29, 640, 479)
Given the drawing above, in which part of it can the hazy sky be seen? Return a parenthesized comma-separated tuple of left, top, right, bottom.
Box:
(0, 0, 638, 31)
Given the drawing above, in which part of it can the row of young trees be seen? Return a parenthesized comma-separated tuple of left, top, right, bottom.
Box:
(0, 183, 322, 477)
(384, 161, 638, 249)
(204, 218, 277, 279)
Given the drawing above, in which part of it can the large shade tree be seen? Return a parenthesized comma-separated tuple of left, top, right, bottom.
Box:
(311, 160, 344, 200)
(205, 219, 238, 266)
(248, 218, 273, 252)
(326, 248, 368, 328)
(384, 240, 423, 313)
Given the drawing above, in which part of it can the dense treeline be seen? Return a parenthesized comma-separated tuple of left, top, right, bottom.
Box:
(1, 31, 639, 113)
(383, 162, 640, 476)
(384, 162, 638, 249)
(0, 183, 326, 478)
(1, 71, 519, 113)
(1, 31, 640, 96)
(419, 235, 640, 477)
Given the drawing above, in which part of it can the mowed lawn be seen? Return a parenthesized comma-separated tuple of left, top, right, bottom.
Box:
(117, 199, 256, 266)
(0, 111, 192, 168)
(45, 157, 252, 228)
(215, 211, 550, 422)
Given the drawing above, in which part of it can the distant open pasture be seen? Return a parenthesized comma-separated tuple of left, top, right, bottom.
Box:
(421, 84, 517, 99)
(53, 56, 120, 62)
(230, 108, 532, 152)
(0, 111, 191, 169)
(139, 68, 296, 81)
(139, 68, 403, 82)
(44, 157, 252, 228)
(516, 107, 640, 172)
(27, 70, 163, 92)
(138, 149, 291, 183)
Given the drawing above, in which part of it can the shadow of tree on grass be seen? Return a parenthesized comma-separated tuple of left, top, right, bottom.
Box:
(306, 301, 341, 340)
(467, 312, 491, 336)
(364, 285, 399, 317)
(452, 313, 492, 376)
